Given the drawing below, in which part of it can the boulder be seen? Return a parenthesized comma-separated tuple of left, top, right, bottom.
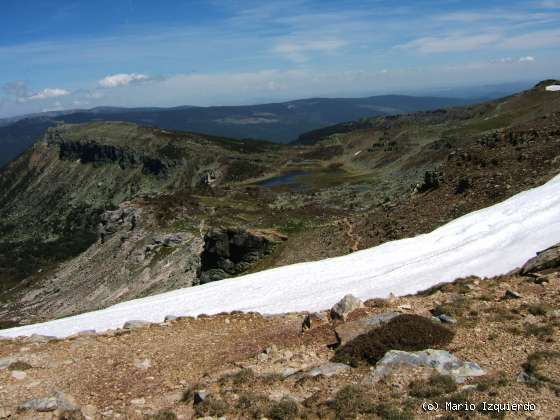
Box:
(123, 320, 152, 330)
(11, 370, 26, 380)
(521, 243, 560, 274)
(367, 349, 485, 384)
(133, 358, 152, 370)
(193, 390, 208, 404)
(335, 311, 400, 345)
(331, 294, 364, 320)
(19, 393, 67, 412)
(302, 312, 328, 330)
(303, 362, 351, 378)
(25, 334, 56, 344)
(503, 289, 522, 299)
(437, 314, 457, 324)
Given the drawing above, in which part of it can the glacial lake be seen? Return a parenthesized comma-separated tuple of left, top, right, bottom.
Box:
(256, 170, 311, 191)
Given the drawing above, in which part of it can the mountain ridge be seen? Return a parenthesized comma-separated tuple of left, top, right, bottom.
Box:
(0, 94, 468, 168)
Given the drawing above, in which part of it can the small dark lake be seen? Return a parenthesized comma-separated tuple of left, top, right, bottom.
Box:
(256, 170, 311, 191)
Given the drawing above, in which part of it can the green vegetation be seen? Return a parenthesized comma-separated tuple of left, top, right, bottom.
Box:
(267, 398, 299, 420)
(522, 351, 560, 388)
(409, 374, 457, 398)
(144, 410, 177, 420)
(194, 395, 229, 417)
(334, 314, 455, 366)
(331, 385, 413, 420)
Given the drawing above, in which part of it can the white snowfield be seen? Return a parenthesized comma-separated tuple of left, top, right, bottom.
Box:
(3, 174, 560, 339)
(546, 85, 560, 92)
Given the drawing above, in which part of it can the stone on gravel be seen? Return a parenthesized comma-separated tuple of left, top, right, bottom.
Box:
(437, 314, 457, 324)
(123, 320, 152, 330)
(304, 362, 351, 378)
(367, 349, 485, 384)
(19, 396, 58, 412)
(130, 397, 145, 406)
(504, 289, 522, 299)
(331, 294, 364, 320)
(11, 370, 26, 380)
(81, 404, 97, 419)
(521, 243, 560, 274)
(56, 391, 80, 411)
(335, 311, 400, 345)
(0, 356, 17, 370)
(133, 358, 152, 370)
(193, 390, 208, 404)
(302, 312, 328, 330)
(0, 407, 11, 419)
(24, 334, 56, 344)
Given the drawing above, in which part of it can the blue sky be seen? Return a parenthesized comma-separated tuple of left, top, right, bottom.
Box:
(1, 0, 559, 117)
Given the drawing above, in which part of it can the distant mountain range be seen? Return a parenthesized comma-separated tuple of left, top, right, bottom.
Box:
(0, 95, 471, 167)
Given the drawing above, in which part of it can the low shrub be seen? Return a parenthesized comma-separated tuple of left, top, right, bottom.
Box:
(237, 392, 270, 418)
(522, 351, 560, 387)
(525, 323, 554, 337)
(194, 395, 229, 417)
(268, 398, 299, 420)
(409, 374, 457, 398)
(333, 314, 455, 366)
(332, 385, 375, 418)
(219, 368, 255, 385)
(527, 303, 552, 316)
(144, 410, 177, 420)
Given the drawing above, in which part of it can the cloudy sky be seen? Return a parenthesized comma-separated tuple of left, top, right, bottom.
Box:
(1, 0, 559, 117)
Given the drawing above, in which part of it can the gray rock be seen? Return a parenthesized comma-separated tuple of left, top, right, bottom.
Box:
(55, 391, 80, 411)
(504, 289, 522, 299)
(130, 397, 145, 406)
(304, 362, 351, 378)
(19, 396, 58, 412)
(11, 370, 27, 380)
(437, 314, 457, 324)
(133, 358, 151, 370)
(193, 390, 208, 404)
(81, 404, 97, 419)
(331, 294, 364, 320)
(281, 368, 300, 377)
(302, 312, 328, 330)
(0, 356, 17, 370)
(335, 311, 400, 345)
(164, 315, 180, 322)
(123, 320, 152, 330)
(521, 243, 560, 274)
(368, 349, 485, 384)
(25, 334, 56, 344)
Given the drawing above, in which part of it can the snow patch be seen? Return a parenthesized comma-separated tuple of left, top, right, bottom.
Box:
(546, 85, 560, 92)
(3, 175, 560, 338)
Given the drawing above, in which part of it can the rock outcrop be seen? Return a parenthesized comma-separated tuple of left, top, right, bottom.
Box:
(200, 228, 284, 283)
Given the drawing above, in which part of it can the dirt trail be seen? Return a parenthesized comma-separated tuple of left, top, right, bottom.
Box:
(342, 217, 360, 252)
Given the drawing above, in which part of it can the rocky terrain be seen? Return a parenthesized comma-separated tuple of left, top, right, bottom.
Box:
(0, 244, 559, 419)
(1, 81, 560, 326)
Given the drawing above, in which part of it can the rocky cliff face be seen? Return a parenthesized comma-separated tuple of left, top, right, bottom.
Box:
(200, 228, 285, 283)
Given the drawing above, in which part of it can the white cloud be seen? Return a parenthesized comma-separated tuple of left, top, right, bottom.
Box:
(273, 39, 347, 62)
(535, 0, 560, 8)
(396, 33, 501, 53)
(500, 28, 560, 49)
(519, 56, 536, 62)
(98, 73, 150, 88)
(27, 88, 70, 101)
